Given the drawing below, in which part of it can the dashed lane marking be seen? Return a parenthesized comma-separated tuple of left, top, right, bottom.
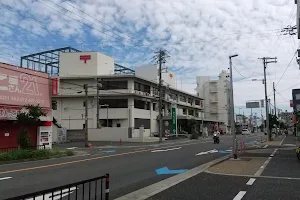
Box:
(0, 177, 12, 181)
(233, 191, 246, 200)
(246, 178, 256, 185)
(66, 147, 78, 150)
(254, 148, 277, 176)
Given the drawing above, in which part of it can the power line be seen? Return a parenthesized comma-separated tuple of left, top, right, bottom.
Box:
(275, 50, 297, 87)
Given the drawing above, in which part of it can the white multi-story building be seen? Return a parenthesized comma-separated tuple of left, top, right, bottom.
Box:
(51, 51, 204, 141)
(195, 70, 230, 132)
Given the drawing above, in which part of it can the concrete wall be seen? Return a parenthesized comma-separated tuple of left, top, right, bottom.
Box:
(135, 65, 158, 83)
(52, 123, 58, 143)
(59, 52, 114, 77)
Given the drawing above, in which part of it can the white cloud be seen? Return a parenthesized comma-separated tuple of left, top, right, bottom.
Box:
(0, 0, 298, 111)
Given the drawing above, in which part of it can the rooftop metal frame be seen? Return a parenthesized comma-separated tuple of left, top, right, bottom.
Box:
(114, 63, 135, 75)
(20, 46, 80, 76)
(20, 46, 135, 76)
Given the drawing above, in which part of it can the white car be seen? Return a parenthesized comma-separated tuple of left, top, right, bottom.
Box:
(241, 129, 250, 135)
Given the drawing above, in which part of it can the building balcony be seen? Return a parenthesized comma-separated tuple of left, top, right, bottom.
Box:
(209, 87, 218, 93)
(210, 98, 218, 103)
(210, 108, 218, 113)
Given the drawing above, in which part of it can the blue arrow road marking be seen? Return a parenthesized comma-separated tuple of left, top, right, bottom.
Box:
(219, 150, 232, 154)
(101, 150, 116, 153)
(156, 167, 188, 175)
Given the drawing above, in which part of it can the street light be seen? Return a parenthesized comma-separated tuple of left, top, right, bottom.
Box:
(229, 54, 238, 159)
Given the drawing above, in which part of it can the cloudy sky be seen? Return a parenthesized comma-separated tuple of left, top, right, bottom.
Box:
(0, 0, 298, 116)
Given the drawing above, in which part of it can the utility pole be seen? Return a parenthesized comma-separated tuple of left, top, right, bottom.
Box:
(273, 82, 276, 116)
(153, 49, 169, 143)
(258, 57, 277, 141)
(84, 84, 89, 147)
(96, 79, 101, 128)
(229, 54, 238, 159)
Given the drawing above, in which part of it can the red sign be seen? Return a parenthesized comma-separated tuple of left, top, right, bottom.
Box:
(0, 63, 50, 108)
(169, 73, 173, 79)
(290, 100, 293, 108)
(52, 78, 59, 96)
(80, 55, 91, 64)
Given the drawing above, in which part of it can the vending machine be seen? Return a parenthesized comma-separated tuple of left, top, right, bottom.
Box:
(37, 126, 52, 149)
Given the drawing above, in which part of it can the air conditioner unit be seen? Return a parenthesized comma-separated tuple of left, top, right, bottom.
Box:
(145, 92, 150, 96)
(138, 91, 144, 95)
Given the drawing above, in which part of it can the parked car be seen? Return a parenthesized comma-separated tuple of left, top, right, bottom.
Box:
(241, 129, 250, 135)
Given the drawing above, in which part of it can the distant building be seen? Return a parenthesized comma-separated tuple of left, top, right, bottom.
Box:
(278, 110, 293, 126)
(195, 70, 230, 132)
(292, 89, 300, 112)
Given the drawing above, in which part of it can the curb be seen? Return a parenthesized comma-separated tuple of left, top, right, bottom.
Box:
(114, 155, 231, 200)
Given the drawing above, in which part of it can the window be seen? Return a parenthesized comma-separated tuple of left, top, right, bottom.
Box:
(134, 82, 151, 93)
(296, 94, 300, 100)
(195, 100, 200, 106)
(179, 96, 186, 102)
(99, 99, 128, 108)
(169, 93, 177, 101)
(188, 110, 194, 116)
(134, 118, 150, 129)
(101, 81, 128, 90)
(188, 98, 192, 105)
(153, 103, 157, 111)
(52, 100, 57, 110)
(183, 108, 186, 115)
(100, 119, 112, 127)
(153, 88, 159, 96)
(134, 99, 150, 110)
(117, 123, 121, 127)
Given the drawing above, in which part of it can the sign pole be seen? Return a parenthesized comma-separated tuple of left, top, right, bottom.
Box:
(171, 104, 177, 137)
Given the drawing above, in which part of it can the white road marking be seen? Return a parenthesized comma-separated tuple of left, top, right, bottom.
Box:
(263, 145, 268, 148)
(196, 149, 218, 156)
(279, 136, 286, 146)
(66, 147, 78, 150)
(233, 191, 247, 200)
(0, 177, 12, 181)
(151, 147, 182, 153)
(30, 187, 77, 200)
(246, 178, 256, 185)
(254, 148, 277, 176)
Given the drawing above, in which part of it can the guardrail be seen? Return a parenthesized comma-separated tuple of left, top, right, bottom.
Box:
(4, 174, 110, 200)
(0, 145, 46, 153)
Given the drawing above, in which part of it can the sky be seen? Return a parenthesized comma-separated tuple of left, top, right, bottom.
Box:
(0, 0, 298, 117)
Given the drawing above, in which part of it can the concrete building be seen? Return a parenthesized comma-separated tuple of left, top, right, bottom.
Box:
(51, 51, 204, 141)
(195, 70, 230, 132)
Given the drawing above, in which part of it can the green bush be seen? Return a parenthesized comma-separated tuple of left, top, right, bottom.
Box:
(17, 128, 32, 148)
(0, 149, 74, 163)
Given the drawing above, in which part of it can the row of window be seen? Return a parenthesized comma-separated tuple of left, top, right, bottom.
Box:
(52, 99, 202, 111)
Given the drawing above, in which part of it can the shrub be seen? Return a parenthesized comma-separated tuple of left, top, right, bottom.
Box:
(0, 149, 74, 163)
(17, 128, 32, 149)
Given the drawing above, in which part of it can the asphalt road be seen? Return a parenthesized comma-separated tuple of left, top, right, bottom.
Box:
(148, 135, 300, 200)
(0, 134, 263, 199)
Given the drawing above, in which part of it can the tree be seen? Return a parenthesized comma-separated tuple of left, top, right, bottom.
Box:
(16, 105, 46, 148)
(17, 104, 46, 125)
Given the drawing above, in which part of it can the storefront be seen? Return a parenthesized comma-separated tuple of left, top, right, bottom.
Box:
(0, 62, 52, 148)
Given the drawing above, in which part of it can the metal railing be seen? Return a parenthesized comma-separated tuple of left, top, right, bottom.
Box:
(0, 145, 46, 153)
(4, 174, 110, 200)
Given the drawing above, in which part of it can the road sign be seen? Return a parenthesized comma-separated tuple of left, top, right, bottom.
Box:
(246, 101, 260, 108)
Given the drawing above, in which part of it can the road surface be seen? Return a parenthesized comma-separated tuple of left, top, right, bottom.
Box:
(0, 134, 263, 199)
